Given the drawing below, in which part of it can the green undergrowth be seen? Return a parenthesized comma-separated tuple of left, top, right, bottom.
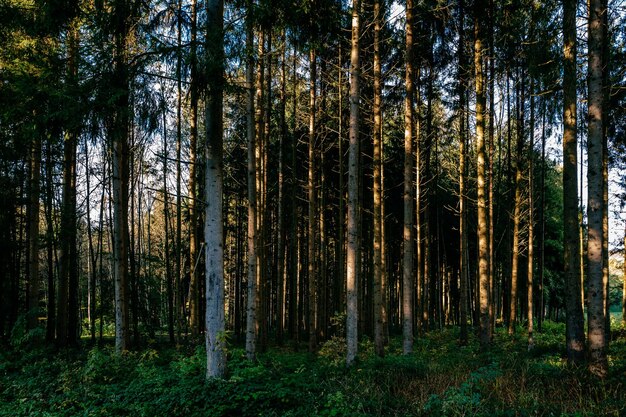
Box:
(1, 322, 625, 416)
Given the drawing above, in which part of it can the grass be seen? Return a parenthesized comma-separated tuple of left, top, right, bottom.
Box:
(1, 321, 625, 416)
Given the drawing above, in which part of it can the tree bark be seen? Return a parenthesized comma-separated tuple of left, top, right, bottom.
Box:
(474, 0, 490, 349)
(587, 0, 608, 377)
(308, 47, 317, 353)
(112, 0, 131, 352)
(245, 1, 257, 360)
(457, 0, 468, 346)
(372, 0, 384, 358)
(402, 0, 414, 355)
(205, 0, 225, 378)
(346, 0, 361, 366)
(563, 0, 585, 365)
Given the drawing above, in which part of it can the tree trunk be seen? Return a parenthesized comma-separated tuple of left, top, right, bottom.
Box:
(457, 0, 468, 346)
(372, 0, 384, 358)
(205, 0, 225, 378)
(346, 0, 361, 366)
(245, 2, 257, 360)
(527, 80, 535, 349)
(509, 71, 524, 336)
(26, 134, 41, 331)
(308, 47, 317, 353)
(587, 0, 607, 377)
(112, 0, 131, 353)
(402, 0, 414, 355)
(474, 0, 490, 349)
(563, 0, 585, 365)
(188, 0, 200, 336)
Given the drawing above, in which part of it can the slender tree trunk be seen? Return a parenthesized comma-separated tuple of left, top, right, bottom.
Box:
(372, 0, 384, 357)
(245, 3, 257, 360)
(488, 0, 495, 338)
(112, 0, 131, 353)
(85, 136, 97, 342)
(622, 223, 626, 327)
(457, 0, 468, 346)
(188, 0, 200, 336)
(346, 0, 361, 366)
(474, 0, 490, 349)
(563, 0, 585, 365)
(44, 140, 55, 342)
(308, 47, 317, 353)
(163, 108, 175, 344)
(402, 0, 414, 355)
(587, 0, 608, 377)
(176, 0, 183, 340)
(527, 81, 535, 349)
(27, 134, 41, 331)
(205, 0, 225, 378)
(538, 99, 546, 333)
(509, 72, 523, 336)
(276, 29, 287, 345)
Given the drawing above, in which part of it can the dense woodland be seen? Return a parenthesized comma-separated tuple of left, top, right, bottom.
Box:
(2, 0, 626, 413)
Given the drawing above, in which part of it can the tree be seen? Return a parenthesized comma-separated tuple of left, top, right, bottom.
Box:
(402, 0, 414, 356)
(587, 0, 608, 377)
(346, 0, 361, 367)
(205, 0, 226, 378)
(372, 0, 384, 358)
(562, 0, 585, 365)
(245, 0, 258, 362)
(474, 0, 490, 349)
(111, 0, 132, 353)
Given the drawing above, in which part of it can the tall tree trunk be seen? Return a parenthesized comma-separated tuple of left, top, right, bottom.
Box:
(527, 80, 535, 349)
(622, 222, 626, 327)
(26, 136, 41, 330)
(44, 140, 55, 343)
(372, 0, 384, 358)
(276, 30, 287, 345)
(457, 0, 468, 346)
(402, 0, 414, 355)
(509, 71, 524, 336)
(563, 0, 585, 365)
(175, 0, 183, 340)
(587, 0, 608, 377)
(112, 0, 131, 353)
(245, 2, 257, 360)
(474, 0, 490, 349)
(163, 107, 175, 344)
(538, 99, 546, 333)
(308, 47, 317, 353)
(188, 0, 200, 336)
(205, 0, 225, 378)
(346, 0, 361, 366)
(85, 136, 97, 342)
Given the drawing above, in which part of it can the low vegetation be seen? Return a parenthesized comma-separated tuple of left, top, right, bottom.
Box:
(2, 321, 625, 417)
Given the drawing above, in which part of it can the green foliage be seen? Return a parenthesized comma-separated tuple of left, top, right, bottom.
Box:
(1, 323, 626, 416)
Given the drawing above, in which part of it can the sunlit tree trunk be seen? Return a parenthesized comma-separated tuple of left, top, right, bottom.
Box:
(563, 0, 585, 365)
(26, 135, 41, 331)
(587, 0, 608, 377)
(205, 0, 225, 378)
(402, 0, 414, 355)
(457, 0, 468, 346)
(474, 0, 490, 349)
(527, 80, 535, 349)
(308, 47, 317, 353)
(188, 0, 200, 335)
(245, 1, 257, 360)
(346, 0, 361, 366)
(276, 29, 287, 345)
(372, 0, 384, 357)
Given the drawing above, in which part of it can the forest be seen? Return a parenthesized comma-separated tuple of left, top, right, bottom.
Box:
(1, 0, 626, 414)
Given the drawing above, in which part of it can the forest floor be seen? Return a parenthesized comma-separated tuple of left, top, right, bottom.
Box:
(1, 320, 625, 417)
